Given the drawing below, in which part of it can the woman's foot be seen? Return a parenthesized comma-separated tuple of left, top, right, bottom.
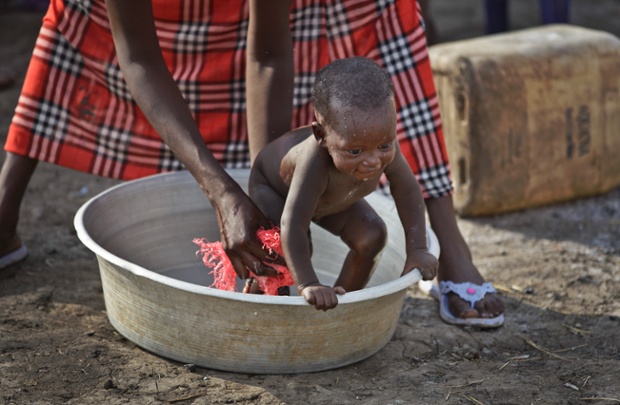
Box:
(439, 256, 505, 320)
(0, 234, 27, 270)
(0, 153, 39, 272)
(425, 195, 505, 323)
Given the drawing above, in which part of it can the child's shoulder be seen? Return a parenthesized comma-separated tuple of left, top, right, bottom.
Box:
(276, 125, 316, 152)
(287, 125, 313, 140)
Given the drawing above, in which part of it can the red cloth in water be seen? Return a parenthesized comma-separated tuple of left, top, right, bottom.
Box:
(193, 227, 293, 296)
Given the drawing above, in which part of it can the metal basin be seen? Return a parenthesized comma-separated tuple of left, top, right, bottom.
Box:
(74, 169, 439, 374)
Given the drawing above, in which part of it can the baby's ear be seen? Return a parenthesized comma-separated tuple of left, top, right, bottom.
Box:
(312, 122, 327, 146)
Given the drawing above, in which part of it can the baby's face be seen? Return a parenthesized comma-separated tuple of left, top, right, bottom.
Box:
(323, 101, 397, 181)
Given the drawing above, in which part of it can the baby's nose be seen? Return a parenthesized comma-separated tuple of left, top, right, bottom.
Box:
(363, 153, 381, 168)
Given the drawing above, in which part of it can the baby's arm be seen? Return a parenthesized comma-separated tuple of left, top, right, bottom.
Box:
(280, 151, 344, 310)
(384, 147, 438, 280)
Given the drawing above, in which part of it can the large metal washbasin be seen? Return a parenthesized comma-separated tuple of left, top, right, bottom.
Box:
(74, 169, 439, 374)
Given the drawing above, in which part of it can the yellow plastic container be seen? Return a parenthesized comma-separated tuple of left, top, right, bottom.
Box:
(429, 25, 620, 216)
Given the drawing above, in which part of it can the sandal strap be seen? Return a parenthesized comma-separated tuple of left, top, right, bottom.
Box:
(438, 281, 496, 309)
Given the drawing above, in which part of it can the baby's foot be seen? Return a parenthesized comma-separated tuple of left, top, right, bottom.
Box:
(242, 278, 264, 294)
(277, 286, 290, 296)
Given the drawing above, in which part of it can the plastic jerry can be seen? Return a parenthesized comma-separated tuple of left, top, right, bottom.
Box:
(429, 25, 620, 216)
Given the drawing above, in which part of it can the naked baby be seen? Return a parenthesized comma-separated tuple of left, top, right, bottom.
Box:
(249, 57, 438, 311)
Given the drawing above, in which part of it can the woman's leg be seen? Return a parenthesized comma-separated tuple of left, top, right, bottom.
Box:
(426, 194, 505, 319)
(0, 152, 38, 263)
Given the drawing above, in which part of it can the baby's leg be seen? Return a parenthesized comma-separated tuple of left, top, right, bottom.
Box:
(249, 167, 313, 252)
(248, 169, 289, 294)
(316, 200, 387, 291)
(248, 169, 285, 225)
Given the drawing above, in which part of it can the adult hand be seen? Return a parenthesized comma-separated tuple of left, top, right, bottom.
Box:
(212, 185, 283, 280)
(402, 249, 438, 281)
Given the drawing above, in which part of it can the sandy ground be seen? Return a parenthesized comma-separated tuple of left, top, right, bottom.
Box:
(1, 2, 619, 404)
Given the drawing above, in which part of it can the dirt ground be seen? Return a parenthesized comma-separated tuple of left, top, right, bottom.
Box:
(1, 2, 619, 404)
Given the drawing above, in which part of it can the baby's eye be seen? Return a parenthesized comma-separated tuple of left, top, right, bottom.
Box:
(379, 142, 393, 150)
(348, 149, 362, 155)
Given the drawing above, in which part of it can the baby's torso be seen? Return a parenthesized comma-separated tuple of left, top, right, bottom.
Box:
(311, 174, 379, 220)
(257, 127, 382, 220)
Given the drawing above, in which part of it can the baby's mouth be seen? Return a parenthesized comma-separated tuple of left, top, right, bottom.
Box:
(356, 169, 380, 180)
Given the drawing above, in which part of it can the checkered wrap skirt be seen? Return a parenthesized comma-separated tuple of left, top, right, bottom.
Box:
(5, 0, 452, 198)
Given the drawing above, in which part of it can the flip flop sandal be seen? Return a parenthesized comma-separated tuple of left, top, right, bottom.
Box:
(419, 279, 505, 328)
(0, 244, 28, 270)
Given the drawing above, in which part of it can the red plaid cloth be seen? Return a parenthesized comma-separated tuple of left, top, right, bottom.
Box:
(5, 0, 452, 198)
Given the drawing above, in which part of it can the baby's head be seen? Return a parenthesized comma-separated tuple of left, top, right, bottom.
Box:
(312, 57, 394, 123)
(311, 57, 397, 181)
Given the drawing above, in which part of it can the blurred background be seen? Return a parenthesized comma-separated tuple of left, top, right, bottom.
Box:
(421, 0, 620, 45)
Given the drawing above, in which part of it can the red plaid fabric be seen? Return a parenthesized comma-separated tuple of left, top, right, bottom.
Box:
(5, 0, 452, 198)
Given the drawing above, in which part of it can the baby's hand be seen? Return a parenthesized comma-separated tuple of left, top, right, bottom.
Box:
(402, 249, 438, 280)
(300, 284, 346, 311)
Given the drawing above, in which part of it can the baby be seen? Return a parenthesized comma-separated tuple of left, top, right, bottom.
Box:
(249, 57, 438, 311)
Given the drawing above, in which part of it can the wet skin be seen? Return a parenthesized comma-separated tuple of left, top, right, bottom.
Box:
(250, 101, 438, 310)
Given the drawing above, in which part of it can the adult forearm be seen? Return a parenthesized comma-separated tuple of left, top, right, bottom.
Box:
(121, 61, 237, 198)
(106, 0, 238, 202)
(246, 55, 294, 161)
(246, 0, 294, 162)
